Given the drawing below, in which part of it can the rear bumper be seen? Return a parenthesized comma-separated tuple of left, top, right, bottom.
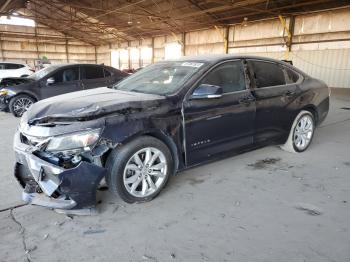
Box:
(14, 131, 106, 210)
(316, 96, 330, 126)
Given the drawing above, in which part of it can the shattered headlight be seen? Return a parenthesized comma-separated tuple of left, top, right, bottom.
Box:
(46, 129, 101, 152)
(0, 89, 16, 96)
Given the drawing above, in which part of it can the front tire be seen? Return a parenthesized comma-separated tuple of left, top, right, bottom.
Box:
(106, 136, 173, 203)
(281, 110, 315, 153)
(9, 94, 35, 117)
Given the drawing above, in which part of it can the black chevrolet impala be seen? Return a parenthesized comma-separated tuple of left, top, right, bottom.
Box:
(14, 55, 329, 210)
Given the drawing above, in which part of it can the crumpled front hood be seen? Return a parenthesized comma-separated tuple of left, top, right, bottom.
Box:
(26, 87, 166, 125)
(0, 77, 35, 89)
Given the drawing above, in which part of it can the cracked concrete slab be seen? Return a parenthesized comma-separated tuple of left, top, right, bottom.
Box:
(0, 112, 22, 211)
(0, 94, 350, 261)
(0, 210, 29, 262)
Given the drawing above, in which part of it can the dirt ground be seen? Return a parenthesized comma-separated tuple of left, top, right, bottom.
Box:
(0, 93, 349, 262)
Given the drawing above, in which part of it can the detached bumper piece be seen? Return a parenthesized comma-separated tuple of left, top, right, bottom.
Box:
(14, 131, 106, 210)
(23, 181, 76, 209)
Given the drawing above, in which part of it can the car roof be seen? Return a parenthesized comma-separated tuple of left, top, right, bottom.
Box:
(164, 54, 304, 75)
(46, 63, 108, 68)
(167, 54, 284, 64)
(0, 61, 27, 65)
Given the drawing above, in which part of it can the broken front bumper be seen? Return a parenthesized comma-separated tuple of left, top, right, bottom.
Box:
(13, 131, 106, 210)
(0, 96, 8, 111)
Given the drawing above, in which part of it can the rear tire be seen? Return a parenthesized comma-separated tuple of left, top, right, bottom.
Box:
(9, 94, 35, 117)
(106, 136, 173, 203)
(281, 110, 315, 153)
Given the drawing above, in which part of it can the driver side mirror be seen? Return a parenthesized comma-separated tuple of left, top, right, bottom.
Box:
(190, 84, 223, 99)
(46, 77, 55, 85)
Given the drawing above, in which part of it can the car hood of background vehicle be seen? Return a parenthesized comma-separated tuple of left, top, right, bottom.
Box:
(0, 77, 35, 89)
(26, 87, 167, 125)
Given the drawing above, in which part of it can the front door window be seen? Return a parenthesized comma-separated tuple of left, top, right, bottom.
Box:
(198, 61, 246, 93)
(51, 67, 79, 83)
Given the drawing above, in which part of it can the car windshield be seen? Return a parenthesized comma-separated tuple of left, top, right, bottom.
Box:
(28, 66, 60, 80)
(113, 61, 205, 95)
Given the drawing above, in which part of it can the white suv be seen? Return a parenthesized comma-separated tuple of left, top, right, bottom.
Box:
(0, 62, 34, 79)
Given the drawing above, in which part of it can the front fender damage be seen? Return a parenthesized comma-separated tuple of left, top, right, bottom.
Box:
(16, 97, 181, 211)
(16, 155, 107, 210)
(14, 123, 117, 211)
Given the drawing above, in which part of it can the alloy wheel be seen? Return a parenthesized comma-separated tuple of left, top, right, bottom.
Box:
(123, 147, 167, 198)
(13, 98, 33, 116)
(293, 114, 314, 151)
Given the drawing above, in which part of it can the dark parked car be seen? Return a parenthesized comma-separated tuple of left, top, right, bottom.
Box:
(14, 55, 329, 211)
(0, 64, 127, 117)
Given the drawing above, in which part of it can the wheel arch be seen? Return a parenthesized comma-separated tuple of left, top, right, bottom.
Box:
(301, 104, 319, 124)
(283, 105, 318, 145)
(105, 129, 181, 174)
(142, 130, 180, 173)
(10, 92, 38, 103)
(134, 130, 180, 173)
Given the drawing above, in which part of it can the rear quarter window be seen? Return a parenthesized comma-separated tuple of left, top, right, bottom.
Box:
(104, 68, 112, 77)
(284, 67, 300, 83)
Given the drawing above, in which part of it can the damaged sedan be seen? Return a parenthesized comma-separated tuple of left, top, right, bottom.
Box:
(14, 55, 330, 211)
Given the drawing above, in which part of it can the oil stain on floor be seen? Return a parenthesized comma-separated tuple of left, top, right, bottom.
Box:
(247, 157, 282, 170)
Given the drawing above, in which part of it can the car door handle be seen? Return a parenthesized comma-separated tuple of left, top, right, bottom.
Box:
(239, 96, 255, 105)
(284, 91, 295, 97)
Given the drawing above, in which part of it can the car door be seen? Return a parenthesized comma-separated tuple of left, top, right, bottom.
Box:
(80, 65, 108, 89)
(11, 63, 27, 77)
(40, 66, 83, 99)
(183, 60, 256, 166)
(247, 59, 301, 143)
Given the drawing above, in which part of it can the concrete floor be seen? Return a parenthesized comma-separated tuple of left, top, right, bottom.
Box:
(0, 94, 349, 262)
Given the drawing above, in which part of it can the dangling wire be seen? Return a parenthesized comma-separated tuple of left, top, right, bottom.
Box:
(291, 52, 350, 71)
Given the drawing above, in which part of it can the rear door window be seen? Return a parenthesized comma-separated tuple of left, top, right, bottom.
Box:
(4, 63, 24, 69)
(81, 65, 105, 79)
(248, 60, 286, 88)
